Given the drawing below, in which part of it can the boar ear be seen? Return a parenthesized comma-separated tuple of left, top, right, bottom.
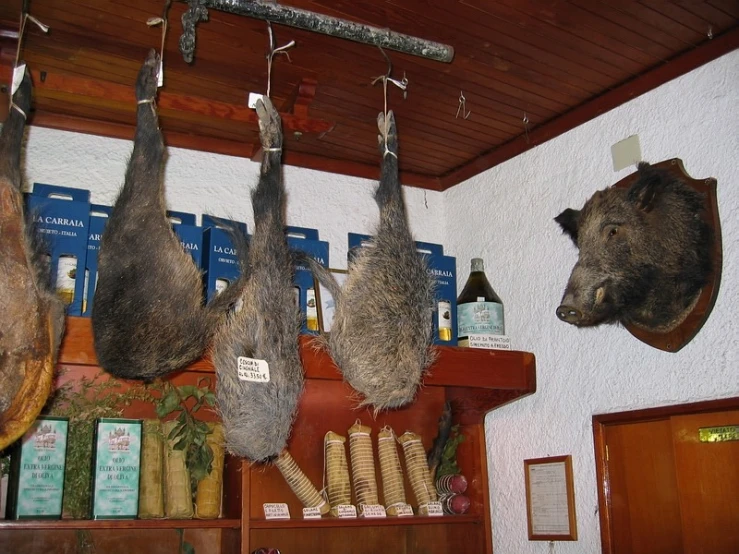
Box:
(555, 208, 580, 244)
(628, 162, 666, 212)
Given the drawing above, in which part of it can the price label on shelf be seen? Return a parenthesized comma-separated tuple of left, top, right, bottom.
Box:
(395, 504, 414, 517)
(426, 502, 444, 516)
(302, 506, 322, 519)
(360, 504, 386, 518)
(263, 502, 290, 519)
(336, 504, 357, 518)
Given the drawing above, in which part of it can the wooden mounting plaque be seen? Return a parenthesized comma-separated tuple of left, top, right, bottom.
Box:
(614, 158, 723, 353)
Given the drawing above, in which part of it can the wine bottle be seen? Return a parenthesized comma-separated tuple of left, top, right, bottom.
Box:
(456, 258, 504, 347)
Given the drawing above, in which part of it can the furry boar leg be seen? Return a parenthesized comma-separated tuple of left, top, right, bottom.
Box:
(0, 67, 65, 450)
(214, 97, 303, 462)
(321, 111, 436, 411)
(92, 50, 242, 381)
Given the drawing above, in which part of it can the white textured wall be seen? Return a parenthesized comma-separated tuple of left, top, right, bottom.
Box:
(445, 50, 739, 553)
(16, 50, 738, 553)
(21, 130, 445, 267)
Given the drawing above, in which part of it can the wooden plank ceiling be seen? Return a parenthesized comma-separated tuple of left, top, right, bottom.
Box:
(0, 1, 737, 190)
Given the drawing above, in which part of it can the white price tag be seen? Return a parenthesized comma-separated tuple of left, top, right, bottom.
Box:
(263, 502, 290, 519)
(336, 504, 357, 518)
(467, 334, 511, 350)
(11, 64, 26, 96)
(248, 92, 264, 109)
(360, 504, 386, 518)
(395, 504, 414, 517)
(426, 501, 444, 516)
(238, 356, 270, 382)
(302, 506, 322, 519)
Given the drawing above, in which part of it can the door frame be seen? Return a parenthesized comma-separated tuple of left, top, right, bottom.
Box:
(592, 396, 739, 554)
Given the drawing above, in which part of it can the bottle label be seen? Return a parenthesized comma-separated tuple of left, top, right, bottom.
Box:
(458, 302, 504, 336)
(438, 300, 452, 330)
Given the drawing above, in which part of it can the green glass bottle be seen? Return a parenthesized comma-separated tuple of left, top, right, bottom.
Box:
(456, 258, 505, 346)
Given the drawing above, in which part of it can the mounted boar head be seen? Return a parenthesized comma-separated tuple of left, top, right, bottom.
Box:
(554, 160, 718, 348)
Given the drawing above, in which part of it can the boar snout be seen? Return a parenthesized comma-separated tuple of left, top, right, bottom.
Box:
(557, 304, 583, 324)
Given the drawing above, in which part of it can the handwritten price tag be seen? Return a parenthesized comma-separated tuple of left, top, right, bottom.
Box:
(336, 504, 357, 518)
(426, 501, 444, 516)
(395, 504, 414, 517)
(11, 64, 26, 96)
(238, 357, 270, 383)
(263, 503, 290, 520)
(360, 504, 386, 518)
(302, 506, 322, 519)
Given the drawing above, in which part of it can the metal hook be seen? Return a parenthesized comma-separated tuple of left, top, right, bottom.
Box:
(265, 21, 295, 98)
(456, 91, 471, 119)
(523, 112, 530, 144)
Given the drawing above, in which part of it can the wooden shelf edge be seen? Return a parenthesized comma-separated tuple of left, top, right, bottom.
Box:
(61, 317, 536, 393)
(0, 518, 241, 530)
(249, 514, 482, 529)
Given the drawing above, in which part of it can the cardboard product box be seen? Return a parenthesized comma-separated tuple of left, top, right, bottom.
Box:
(90, 418, 143, 519)
(348, 233, 457, 345)
(202, 215, 248, 302)
(81, 204, 112, 317)
(6, 416, 69, 519)
(27, 183, 91, 316)
(168, 210, 203, 268)
(286, 226, 330, 335)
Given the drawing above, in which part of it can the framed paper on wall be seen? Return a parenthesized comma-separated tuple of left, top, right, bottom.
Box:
(314, 269, 348, 333)
(524, 455, 578, 541)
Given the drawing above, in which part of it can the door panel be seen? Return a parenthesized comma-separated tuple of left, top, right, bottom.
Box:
(605, 419, 684, 554)
(671, 410, 739, 554)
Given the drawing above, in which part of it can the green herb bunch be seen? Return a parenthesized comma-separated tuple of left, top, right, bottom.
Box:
(154, 378, 217, 497)
(436, 425, 466, 478)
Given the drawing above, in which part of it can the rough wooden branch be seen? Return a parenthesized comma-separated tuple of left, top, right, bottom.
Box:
(179, 0, 454, 63)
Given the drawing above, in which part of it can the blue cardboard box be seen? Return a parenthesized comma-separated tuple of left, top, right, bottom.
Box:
(202, 215, 248, 301)
(167, 210, 202, 267)
(286, 226, 329, 335)
(82, 204, 112, 317)
(348, 233, 457, 345)
(27, 184, 91, 316)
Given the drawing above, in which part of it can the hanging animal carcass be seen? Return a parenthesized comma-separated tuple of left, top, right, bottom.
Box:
(555, 161, 713, 334)
(212, 96, 304, 462)
(92, 50, 243, 381)
(0, 66, 65, 450)
(309, 110, 436, 411)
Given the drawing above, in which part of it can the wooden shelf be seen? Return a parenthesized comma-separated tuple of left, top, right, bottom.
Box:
(249, 514, 481, 529)
(0, 518, 241, 530)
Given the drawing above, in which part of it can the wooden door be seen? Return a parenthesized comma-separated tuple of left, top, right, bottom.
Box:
(594, 398, 739, 554)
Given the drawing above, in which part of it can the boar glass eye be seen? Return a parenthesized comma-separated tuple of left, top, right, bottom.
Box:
(605, 225, 619, 239)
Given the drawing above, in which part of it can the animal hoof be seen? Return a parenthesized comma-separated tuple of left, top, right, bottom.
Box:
(256, 96, 283, 151)
(136, 49, 160, 102)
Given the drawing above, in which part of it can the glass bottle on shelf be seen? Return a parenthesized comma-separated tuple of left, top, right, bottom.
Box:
(456, 258, 505, 347)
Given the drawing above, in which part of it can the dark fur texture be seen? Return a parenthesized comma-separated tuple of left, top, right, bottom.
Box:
(92, 50, 242, 381)
(308, 111, 436, 411)
(212, 97, 303, 462)
(555, 162, 712, 332)
(0, 66, 64, 421)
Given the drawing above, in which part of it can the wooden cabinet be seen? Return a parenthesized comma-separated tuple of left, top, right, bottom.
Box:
(0, 317, 536, 554)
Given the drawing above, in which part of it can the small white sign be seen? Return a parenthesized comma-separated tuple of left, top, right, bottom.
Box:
(426, 501, 444, 517)
(11, 63, 26, 95)
(302, 506, 322, 519)
(467, 334, 512, 350)
(263, 502, 290, 519)
(238, 356, 270, 382)
(336, 504, 357, 518)
(395, 504, 414, 517)
(360, 504, 387, 518)
(248, 92, 264, 109)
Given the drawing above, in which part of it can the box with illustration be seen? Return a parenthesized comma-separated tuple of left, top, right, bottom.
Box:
(26, 183, 91, 316)
(202, 215, 248, 302)
(6, 416, 69, 519)
(286, 226, 330, 334)
(348, 233, 457, 345)
(81, 204, 112, 316)
(168, 210, 203, 267)
(90, 418, 142, 519)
